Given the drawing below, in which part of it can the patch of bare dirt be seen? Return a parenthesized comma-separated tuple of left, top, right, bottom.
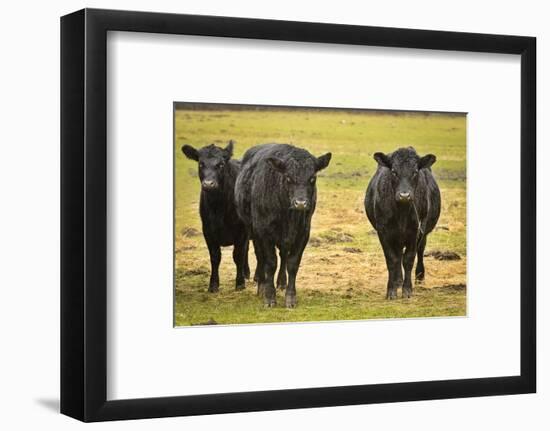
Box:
(191, 318, 218, 326)
(309, 230, 354, 247)
(433, 284, 467, 293)
(320, 230, 354, 243)
(181, 227, 202, 238)
(183, 267, 209, 276)
(343, 247, 362, 253)
(309, 237, 323, 247)
(425, 250, 461, 260)
(176, 244, 197, 254)
(323, 170, 368, 179)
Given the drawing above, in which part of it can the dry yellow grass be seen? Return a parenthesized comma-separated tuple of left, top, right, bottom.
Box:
(174, 107, 466, 325)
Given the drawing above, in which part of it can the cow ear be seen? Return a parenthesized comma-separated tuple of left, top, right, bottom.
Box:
(266, 157, 286, 173)
(373, 152, 391, 168)
(181, 144, 199, 161)
(315, 152, 332, 171)
(419, 154, 436, 169)
(224, 140, 234, 160)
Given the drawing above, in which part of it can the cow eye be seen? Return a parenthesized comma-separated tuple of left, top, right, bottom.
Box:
(217, 163, 224, 169)
(286, 176, 293, 184)
(391, 169, 398, 177)
(199, 162, 205, 168)
(310, 176, 316, 183)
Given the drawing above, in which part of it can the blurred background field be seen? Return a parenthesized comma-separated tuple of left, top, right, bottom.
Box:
(174, 105, 467, 326)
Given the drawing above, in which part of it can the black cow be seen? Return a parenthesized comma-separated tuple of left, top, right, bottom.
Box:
(235, 144, 331, 307)
(181, 140, 250, 292)
(365, 147, 441, 299)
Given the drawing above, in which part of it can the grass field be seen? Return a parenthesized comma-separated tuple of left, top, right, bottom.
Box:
(174, 106, 467, 326)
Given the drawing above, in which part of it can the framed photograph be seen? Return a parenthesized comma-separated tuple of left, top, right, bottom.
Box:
(61, 8, 536, 422)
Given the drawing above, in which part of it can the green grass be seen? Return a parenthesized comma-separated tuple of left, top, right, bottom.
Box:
(175, 273, 466, 326)
(174, 107, 467, 326)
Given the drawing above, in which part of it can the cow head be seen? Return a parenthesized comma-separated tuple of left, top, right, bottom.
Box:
(181, 140, 234, 192)
(266, 151, 332, 211)
(373, 147, 436, 204)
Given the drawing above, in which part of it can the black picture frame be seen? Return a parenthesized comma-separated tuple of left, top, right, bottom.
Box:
(61, 8, 536, 422)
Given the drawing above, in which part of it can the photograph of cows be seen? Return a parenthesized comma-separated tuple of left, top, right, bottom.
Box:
(174, 102, 466, 326)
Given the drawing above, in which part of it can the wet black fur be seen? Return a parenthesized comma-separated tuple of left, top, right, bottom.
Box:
(181, 141, 250, 292)
(235, 144, 331, 307)
(365, 147, 441, 299)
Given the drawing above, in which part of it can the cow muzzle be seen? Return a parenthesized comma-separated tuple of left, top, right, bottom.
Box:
(292, 199, 309, 210)
(202, 179, 218, 190)
(397, 191, 412, 203)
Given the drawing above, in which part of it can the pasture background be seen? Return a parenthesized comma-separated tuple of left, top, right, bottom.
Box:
(174, 105, 466, 325)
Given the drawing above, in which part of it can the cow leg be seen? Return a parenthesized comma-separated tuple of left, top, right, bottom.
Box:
(253, 238, 265, 296)
(402, 236, 417, 298)
(243, 240, 251, 280)
(205, 239, 221, 293)
(285, 235, 308, 308)
(253, 240, 262, 284)
(232, 237, 247, 291)
(259, 240, 277, 307)
(277, 249, 288, 290)
(415, 234, 427, 282)
(379, 233, 402, 300)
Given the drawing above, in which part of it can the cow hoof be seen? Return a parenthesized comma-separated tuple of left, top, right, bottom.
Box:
(277, 283, 287, 291)
(386, 291, 397, 300)
(264, 298, 276, 308)
(208, 286, 219, 293)
(285, 295, 296, 308)
(235, 282, 246, 291)
(402, 289, 413, 299)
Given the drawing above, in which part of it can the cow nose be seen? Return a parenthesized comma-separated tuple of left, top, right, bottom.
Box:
(399, 192, 411, 201)
(202, 180, 217, 189)
(293, 199, 308, 210)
